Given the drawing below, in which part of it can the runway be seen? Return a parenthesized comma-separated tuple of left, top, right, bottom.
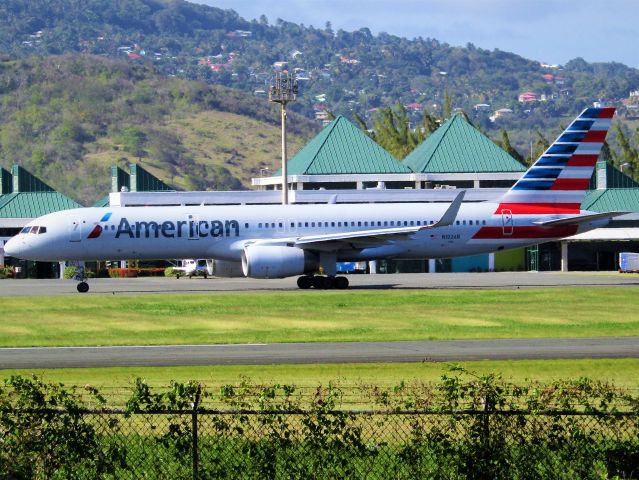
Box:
(1, 271, 639, 296)
(1, 337, 637, 369)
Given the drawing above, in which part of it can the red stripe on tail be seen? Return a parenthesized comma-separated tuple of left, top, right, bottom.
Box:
(495, 203, 582, 215)
(550, 178, 591, 190)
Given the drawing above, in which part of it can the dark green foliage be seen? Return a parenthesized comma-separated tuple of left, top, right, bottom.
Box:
(0, 371, 638, 479)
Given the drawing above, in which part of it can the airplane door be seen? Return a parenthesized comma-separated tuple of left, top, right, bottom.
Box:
(69, 217, 82, 242)
(188, 214, 199, 240)
(501, 209, 513, 236)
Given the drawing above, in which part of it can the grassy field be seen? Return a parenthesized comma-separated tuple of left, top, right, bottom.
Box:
(2, 359, 637, 409)
(0, 288, 637, 348)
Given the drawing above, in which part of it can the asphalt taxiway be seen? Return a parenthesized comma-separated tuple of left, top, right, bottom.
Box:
(1, 337, 637, 369)
(1, 271, 639, 296)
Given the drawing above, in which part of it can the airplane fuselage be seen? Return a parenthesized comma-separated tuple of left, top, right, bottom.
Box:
(6, 201, 605, 263)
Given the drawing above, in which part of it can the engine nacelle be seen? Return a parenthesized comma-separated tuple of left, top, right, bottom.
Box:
(242, 245, 317, 279)
(212, 259, 244, 278)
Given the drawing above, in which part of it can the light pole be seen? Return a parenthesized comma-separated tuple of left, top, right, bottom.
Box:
(269, 72, 298, 205)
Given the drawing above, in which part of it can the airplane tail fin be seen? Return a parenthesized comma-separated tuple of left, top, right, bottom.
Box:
(496, 107, 615, 215)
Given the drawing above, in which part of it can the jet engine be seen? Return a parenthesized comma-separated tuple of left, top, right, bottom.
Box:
(242, 245, 318, 278)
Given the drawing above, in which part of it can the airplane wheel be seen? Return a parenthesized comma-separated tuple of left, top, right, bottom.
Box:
(334, 276, 349, 290)
(313, 276, 333, 289)
(297, 276, 313, 289)
(203, 273, 208, 279)
(176, 274, 180, 279)
(77, 282, 89, 293)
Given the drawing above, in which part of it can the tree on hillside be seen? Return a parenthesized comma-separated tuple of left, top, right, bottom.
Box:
(613, 123, 639, 178)
(371, 103, 425, 159)
(496, 128, 525, 164)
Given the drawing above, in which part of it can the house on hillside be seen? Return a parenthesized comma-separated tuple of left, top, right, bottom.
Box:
(518, 91, 539, 103)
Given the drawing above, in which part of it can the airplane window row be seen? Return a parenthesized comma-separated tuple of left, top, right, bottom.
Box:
(254, 219, 487, 229)
(455, 220, 487, 226)
(21, 226, 47, 234)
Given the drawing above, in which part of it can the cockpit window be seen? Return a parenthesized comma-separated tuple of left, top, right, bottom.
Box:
(30, 226, 39, 234)
(20, 226, 31, 234)
(38, 226, 47, 234)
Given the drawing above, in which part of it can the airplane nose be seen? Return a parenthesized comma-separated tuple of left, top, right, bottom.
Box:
(3, 237, 22, 258)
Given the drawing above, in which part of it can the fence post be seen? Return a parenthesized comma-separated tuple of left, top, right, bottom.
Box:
(482, 395, 492, 474)
(192, 385, 202, 480)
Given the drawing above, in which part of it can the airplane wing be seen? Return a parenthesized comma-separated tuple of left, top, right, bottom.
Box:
(293, 190, 466, 250)
(533, 211, 628, 227)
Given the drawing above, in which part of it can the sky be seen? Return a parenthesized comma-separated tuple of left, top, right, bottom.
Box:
(199, 0, 639, 68)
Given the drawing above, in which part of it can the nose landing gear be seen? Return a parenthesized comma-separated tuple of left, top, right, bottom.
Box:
(74, 265, 90, 293)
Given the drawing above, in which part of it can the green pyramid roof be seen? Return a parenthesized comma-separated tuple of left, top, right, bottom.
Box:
(582, 189, 639, 213)
(0, 192, 81, 218)
(284, 116, 410, 175)
(403, 114, 526, 173)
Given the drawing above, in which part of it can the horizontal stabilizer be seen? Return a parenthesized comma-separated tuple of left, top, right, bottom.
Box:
(534, 211, 628, 227)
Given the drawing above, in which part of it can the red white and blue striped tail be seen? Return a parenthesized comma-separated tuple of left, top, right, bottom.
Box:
(496, 106, 615, 215)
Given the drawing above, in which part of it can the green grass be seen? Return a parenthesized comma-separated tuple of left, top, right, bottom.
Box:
(2, 359, 637, 407)
(0, 289, 637, 347)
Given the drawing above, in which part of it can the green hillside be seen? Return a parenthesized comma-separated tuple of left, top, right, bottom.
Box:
(0, 55, 315, 204)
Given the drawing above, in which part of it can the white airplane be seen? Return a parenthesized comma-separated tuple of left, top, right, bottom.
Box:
(5, 107, 625, 292)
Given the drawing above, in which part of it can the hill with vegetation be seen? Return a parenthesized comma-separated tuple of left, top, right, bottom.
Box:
(1, 0, 638, 189)
(2, 0, 638, 127)
(0, 55, 315, 204)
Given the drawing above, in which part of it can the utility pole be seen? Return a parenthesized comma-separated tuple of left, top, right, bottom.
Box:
(269, 72, 298, 205)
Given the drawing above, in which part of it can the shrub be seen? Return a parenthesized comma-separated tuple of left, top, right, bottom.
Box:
(0, 266, 14, 279)
(165, 266, 176, 277)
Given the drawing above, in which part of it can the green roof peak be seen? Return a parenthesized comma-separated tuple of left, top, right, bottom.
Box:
(284, 116, 410, 175)
(403, 115, 526, 173)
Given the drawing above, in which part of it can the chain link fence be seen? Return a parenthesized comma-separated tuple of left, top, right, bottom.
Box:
(1, 407, 637, 479)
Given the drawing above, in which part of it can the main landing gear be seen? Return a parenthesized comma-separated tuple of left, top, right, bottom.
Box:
(297, 275, 349, 290)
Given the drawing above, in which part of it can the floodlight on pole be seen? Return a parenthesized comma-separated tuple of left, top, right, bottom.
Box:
(269, 72, 298, 205)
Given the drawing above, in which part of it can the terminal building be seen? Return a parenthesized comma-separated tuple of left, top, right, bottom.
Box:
(2, 114, 639, 277)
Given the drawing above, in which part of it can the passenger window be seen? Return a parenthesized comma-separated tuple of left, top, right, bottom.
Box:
(410, 221, 414, 226)
(377, 221, 381, 226)
(383, 221, 388, 226)
(290, 222, 294, 228)
(331, 222, 335, 227)
(271, 223, 275, 228)
(245, 223, 249, 228)
(483, 220, 487, 225)
(279, 222, 283, 228)
(469, 220, 473, 225)
(358, 221, 362, 227)
(258, 223, 262, 228)
(462, 220, 466, 225)
(390, 221, 395, 226)
(404, 221, 408, 226)
(364, 221, 368, 227)
(351, 221, 355, 226)
(456, 221, 460, 225)
(305, 222, 309, 227)
(311, 222, 315, 227)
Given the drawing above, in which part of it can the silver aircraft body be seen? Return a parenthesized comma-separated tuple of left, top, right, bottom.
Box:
(4, 107, 624, 290)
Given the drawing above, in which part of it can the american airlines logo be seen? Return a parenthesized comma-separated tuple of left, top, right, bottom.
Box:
(87, 212, 112, 239)
(114, 217, 240, 239)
